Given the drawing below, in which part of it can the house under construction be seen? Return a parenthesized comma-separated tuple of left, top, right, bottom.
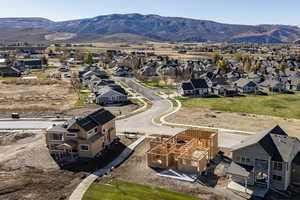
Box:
(147, 129, 218, 173)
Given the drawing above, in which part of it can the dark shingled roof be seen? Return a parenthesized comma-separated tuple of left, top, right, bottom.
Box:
(77, 109, 115, 131)
(181, 82, 194, 90)
(232, 125, 300, 162)
(293, 152, 300, 165)
(190, 78, 208, 89)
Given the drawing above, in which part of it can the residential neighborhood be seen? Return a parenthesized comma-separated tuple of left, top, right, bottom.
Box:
(1, 2, 300, 200)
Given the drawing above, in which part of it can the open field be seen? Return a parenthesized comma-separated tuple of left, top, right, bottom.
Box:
(0, 79, 77, 117)
(166, 107, 300, 137)
(177, 93, 300, 119)
(0, 72, 140, 118)
(84, 179, 202, 200)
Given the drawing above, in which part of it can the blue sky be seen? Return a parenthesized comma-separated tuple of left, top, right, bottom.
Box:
(1, 0, 299, 25)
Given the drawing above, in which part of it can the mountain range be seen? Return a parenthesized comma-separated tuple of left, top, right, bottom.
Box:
(0, 13, 300, 43)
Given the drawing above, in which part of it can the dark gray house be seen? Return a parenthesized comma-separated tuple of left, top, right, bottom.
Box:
(13, 59, 42, 70)
(180, 79, 209, 97)
(0, 66, 21, 77)
(227, 125, 300, 194)
(235, 79, 259, 94)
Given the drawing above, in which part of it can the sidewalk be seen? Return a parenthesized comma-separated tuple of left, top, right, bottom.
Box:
(68, 136, 146, 200)
(157, 96, 254, 135)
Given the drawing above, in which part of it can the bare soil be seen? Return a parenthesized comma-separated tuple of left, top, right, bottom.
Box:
(0, 79, 77, 117)
(167, 107, 300, 137)
(0, 131, 134, 200)
(109, 139, 243, 200)
(0, 130, 85, 200)
(0, 79, 140, 118)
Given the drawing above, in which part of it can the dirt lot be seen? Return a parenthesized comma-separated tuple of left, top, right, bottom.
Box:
(0, 130, 87, 200)
(0, 79, 77, 117)
(0, 79, 140, 118)
(109, 139, 243, 200)
(0, 130, 134, 200)
(167, 107, 300, 137)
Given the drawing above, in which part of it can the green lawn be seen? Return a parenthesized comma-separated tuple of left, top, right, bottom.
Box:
(0, 76, 19, 81)
(177, 93, 300, 119)
(75, 90, 99, 107)
(24, 72, 50, 79)
(83, 179, 202, 200)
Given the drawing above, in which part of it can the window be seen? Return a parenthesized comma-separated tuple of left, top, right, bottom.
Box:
(241, 157, 246, 162)
(273, 161, 283, 171)
(66, 133, 77, 137)
(236, 156, 250, 164)
(273, 175, 282, 182)
(51, 133, 63, 141)
(80, 144, 90, 151)
(49, 144, 59, 150)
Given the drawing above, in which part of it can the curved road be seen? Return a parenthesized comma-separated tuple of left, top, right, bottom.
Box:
(0, 78, 248, 148)
(115, 78, 248, 148)
(115, 78, 184, 135)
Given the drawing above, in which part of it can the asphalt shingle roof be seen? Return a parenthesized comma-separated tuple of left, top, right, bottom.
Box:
(77, 109, 115, 131)
(190, 78, 208, 89)
(181, 82, 194, 90)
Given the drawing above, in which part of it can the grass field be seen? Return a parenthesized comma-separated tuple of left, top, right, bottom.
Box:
(83, 179, 202, 200)
(75, 90, 99, 107)
(177, 93, 300, 119)
(24, 72, 49, 79)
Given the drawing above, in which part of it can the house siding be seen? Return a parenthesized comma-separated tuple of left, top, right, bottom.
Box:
(232, 144, 270, 186)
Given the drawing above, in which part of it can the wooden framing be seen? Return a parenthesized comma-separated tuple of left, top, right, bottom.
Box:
(147, 129, 218, 173)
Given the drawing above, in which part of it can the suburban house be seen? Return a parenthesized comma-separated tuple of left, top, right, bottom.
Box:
(227, 125, 300, 195)
(46, 109, 117, 161)
(180, 78, 209, 97)
(95, 87, 128, 105)
(0, 65, 21, 77)
(287, 78, 300, 91)
(147, 129, 218, 174)
(235, 79, 259, 94)
(211, 84, 238, 97)
(259, 80, 287, 93)
(13, 59, 42, 70)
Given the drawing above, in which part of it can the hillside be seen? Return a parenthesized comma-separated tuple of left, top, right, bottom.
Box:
(0, 14, 300, 43)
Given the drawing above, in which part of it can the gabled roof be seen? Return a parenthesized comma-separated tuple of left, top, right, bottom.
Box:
(232, 125, 299, 162)
(76, 108, 115, 131)
(270, 134, 300, 162)
(0, 66, 21, 73)
(47, 124, 68, 133)
(181, 82, 194, 90)
(97, 87, 125, 97)
(89, 108, 116, 126)
(190, 78, 208, 89)
(235, 78, 257, 88)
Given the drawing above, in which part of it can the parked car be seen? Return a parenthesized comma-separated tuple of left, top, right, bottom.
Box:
(11, 113, 20, 119)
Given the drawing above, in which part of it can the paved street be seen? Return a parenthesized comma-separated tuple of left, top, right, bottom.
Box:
(0, 120, 56, 130)
(0, 78, 249, 148)
(115, 78, 248, 148)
